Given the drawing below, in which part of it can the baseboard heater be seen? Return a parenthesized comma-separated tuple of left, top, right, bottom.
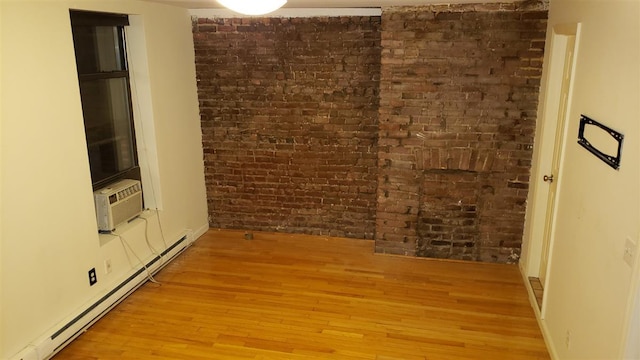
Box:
(12, 234, 191, 360)
(52, 234, 187, 340)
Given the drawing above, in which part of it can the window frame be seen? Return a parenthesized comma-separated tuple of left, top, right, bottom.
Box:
(70, 9, 140, 191)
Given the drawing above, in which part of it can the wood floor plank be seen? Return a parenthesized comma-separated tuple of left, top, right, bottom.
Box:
(53, 229, 549, 359)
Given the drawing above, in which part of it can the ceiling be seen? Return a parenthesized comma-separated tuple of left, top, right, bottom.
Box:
(146, 0, 506, 9)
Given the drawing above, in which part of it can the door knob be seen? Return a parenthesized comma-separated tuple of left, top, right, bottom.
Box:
(543, 174, 554, 183)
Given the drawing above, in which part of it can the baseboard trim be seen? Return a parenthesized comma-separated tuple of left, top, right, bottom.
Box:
(192, 222, 210, 242)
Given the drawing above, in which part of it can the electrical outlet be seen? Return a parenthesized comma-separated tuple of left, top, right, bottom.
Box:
(623, 237, 636, 267)
(104, 259, 112, 274)
(88, 268, 97, 286)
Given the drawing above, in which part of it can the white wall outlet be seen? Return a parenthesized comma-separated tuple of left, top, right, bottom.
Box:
(624, 237, 637, 267)
(104, 259, 112, 274)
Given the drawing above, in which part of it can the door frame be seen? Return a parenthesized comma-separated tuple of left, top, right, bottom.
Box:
(522, 23, 581, 318)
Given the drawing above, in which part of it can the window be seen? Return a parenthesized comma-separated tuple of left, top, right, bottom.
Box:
(70, 10, 140, 190)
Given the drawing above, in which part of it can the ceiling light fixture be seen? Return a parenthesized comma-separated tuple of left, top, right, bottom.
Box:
(216, 0, 287, 16)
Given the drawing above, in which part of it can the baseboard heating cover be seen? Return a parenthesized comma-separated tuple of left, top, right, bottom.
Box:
(10, 231, 195, 360)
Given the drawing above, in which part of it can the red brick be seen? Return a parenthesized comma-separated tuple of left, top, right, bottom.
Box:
(377, 5, 546, 262)
(195, 16, 381, 240)
(194, 3, 546, 263)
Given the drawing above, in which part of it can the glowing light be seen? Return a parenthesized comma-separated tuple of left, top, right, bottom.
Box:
(216, 0, 287, 15)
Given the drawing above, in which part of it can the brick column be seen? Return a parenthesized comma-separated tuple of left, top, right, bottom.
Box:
(375, 3, 547, 262)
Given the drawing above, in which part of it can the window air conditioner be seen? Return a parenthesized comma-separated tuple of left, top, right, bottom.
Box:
(94, 179, 143, 232)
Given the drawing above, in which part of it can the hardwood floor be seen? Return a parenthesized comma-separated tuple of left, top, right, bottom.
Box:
(54, 229, 549, 360)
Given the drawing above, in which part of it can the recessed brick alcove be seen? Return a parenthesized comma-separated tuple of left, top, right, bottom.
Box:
(193, 2, 547, 263)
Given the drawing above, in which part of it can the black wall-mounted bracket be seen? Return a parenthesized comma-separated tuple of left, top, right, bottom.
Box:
(577, 114, 624, 170)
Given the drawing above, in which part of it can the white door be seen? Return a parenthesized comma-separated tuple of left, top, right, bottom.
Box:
(539, 32, 577, 287)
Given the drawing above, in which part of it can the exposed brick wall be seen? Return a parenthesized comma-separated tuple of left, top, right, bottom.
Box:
(194, 17, 381, 239)
(375, 3, 547, 262)
(193, 2, 546, 263)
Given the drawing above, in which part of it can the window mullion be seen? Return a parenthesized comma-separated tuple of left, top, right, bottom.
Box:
(78, 71, 129, 81)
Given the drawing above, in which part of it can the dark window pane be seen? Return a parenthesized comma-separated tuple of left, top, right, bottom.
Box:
(73, 26, 126, 74)
(80, 78, 136, 184)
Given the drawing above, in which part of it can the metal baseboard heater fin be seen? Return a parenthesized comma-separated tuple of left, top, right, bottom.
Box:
(51, 234, 187, 340)
(37, 234, 190, 360)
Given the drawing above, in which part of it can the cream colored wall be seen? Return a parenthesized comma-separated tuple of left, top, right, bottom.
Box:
(0, 1, 208, 358)
(522, 0, 639, 358)
(0, 1, 4, 355)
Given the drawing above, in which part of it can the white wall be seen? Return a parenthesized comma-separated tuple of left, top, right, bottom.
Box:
(522, 0, 640, 358)
(0, 1, 208, 358)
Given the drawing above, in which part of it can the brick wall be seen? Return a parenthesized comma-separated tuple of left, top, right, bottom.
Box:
(194, 17, 381, 239)
(194, 2, 547, 263)
(376, 3, 547, 262)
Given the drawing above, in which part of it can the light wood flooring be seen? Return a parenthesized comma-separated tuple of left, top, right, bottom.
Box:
(54, 229, 549, 359)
